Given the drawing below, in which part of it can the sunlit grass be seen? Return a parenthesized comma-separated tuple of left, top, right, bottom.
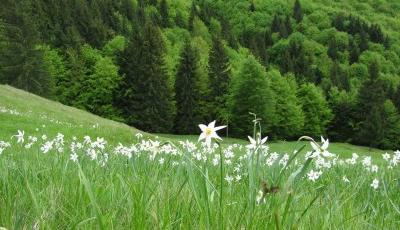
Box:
(0, 85, 399, 229)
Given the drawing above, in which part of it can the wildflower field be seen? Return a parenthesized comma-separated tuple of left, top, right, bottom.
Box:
(0, 85, 399, 229)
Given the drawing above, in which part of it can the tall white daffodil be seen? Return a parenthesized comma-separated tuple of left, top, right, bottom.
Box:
(310, 136, 333, 158)
(198, 121, 226, 148)
(13, 130, 25, 143)
(246, 134, 268, 150)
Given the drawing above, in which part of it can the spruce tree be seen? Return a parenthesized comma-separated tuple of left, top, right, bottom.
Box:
(270, 71, 304, 139)
(381, 100, 400, 149)
(209, 36, 231, 124)
(249, 1, 256, 12)
(0, 0, 52, 97)
(117, 22, 173, 132)
(392, 85, 400, 112)
(293, 0, 303, 23)
(188, 2, 197, 31)
(327, 88, 357, 142)
(271, 15, 281, 33)
(348, 38, 360, 64)
(355, 61, 386, 147)
(297, 83, 332, 137)
(159, 0, 169, 28)
(285, 15, 293, 36)
(330, 61, 350, 91)
(327, 37, 339, 60)
(359, 28, 369, 52)
(230, 55, 276, 137)
(174, 40, 202, 134)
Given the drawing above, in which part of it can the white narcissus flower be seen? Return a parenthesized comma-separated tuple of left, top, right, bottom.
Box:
(135, 133, 143, 139)
(13, 130, 25, 143)
(382, 152, 391, 161)
(307, 170, 322, 182)
(198, 121, 226, 148)
(310, 136, 333, 158)
(246, 134, 268, 150)
(70, 153, 78, 162)
(371, 178, 379, 190)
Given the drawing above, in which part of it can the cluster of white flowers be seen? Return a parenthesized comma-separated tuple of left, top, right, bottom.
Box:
(0, 141, 11, 154)
(370, 178, 379, 190)
(307, 169, 323, 182)
(383, 151, 400, 169)
(0, 106, 22, 116)
(1, 120, 398, 194)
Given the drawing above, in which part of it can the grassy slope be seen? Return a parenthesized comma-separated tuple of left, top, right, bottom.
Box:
(0, 84, 388, 158)
(1, 84, 399, 229)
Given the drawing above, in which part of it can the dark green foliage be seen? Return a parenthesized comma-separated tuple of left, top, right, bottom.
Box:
(269, 71, 304, 139)
(293, 0, 303, 23)
(330, 62, 350, 91)
(117, 22, 173, 132)
(380, 100, 400, 149)
(348, 38, 360, 64)
(159, 0, 169, 28)
(327, 88, 357, 142)
(188, 2, 197, 31)
(357, 106, 384, 148)
(327, 37, 339, 60)
(284, 16, 293, 36)
(271, 15, 281, 33)
(174, 40, 202, 134)
(381, 100, 400, 149)
(0, 0, 52, 97)
(359, 28, 369, 52)
(79, 54, 121, 119)
(208, 36, 231, 124)
(230, 55, 276, 137)
(297, 83, 332, 137)
(392, 85, 400, 112)
(355, 61, 386, 147)
(249, 1, 256, 12)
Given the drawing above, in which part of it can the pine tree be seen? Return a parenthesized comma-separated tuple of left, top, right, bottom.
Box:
(332, 14, 345, 31)
(355, 61, 386, 147)
(358, 106, 384, 148)
(230, 55, 276, 137)
(293, 0, 303, 23)
(279, 19, 289, 38)
(327, 37, 339, 60)
(0, 0, 52, 97)
(327, 88, 357, 142)
(348, 38, 360, 64)
(188, 2, 197, 31)
(381, 100, 400, 149)
(285, 15, 293, 36)
(249, 1, 256, 12)
(117, 22, 173, 132)
(330, 61, 350, 91)
(159, 0, 169, 28)
(271, 15, 281, 33)
(174, 40, 202, 134)
(359, 28, 369, 52)
(209, 36, 231, 124)
(297, 83, 332, 137)
(265, 29, 273, 47)
(392, 85, 400, 112)
(270, 71, 304, 139)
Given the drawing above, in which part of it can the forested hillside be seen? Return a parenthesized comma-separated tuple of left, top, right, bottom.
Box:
(1, 0, 400, 149)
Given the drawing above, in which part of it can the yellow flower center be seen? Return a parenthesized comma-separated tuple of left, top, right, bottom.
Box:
(205, 128, 212, 136)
